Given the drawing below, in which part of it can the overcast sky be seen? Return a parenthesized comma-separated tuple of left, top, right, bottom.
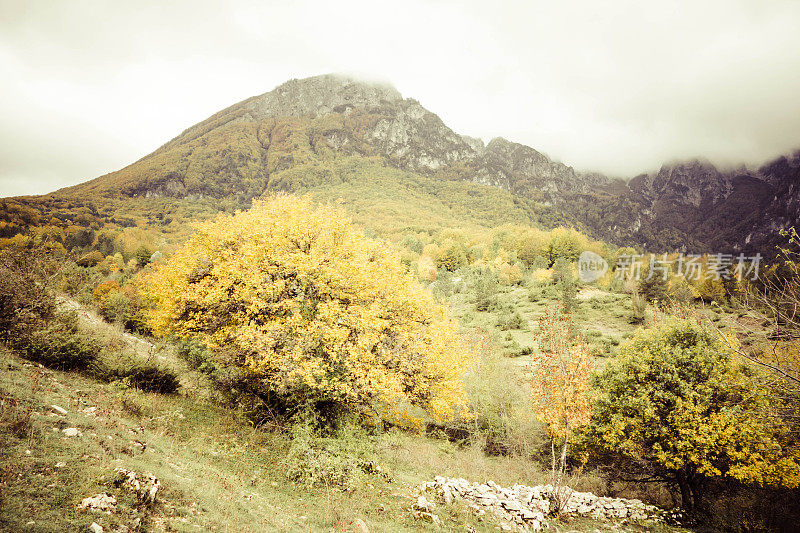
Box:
(2, 0, 800, 196)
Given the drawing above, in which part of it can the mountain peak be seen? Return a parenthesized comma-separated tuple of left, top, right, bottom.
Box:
(245, 73, 403, 119)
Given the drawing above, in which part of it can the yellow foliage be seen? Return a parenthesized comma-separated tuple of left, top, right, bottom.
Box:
(144, 195, 471, 421)
(529, 304, 595, 442)
(530, 268, 553, 284)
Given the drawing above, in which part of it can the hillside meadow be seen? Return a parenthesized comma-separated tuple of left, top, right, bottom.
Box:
(1, 195, 799, 532)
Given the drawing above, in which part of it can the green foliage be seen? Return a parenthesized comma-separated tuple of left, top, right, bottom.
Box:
(21, 317, 99, 371)
(469, 268, 500, 312)
(630, 290, 647, 324)
(496, 309, 526, 331)
(282, 421, 389, 491)
(76, 250, 104, 267)
(584, 317, 800, 512)
(552, 258, 578, 312)
(134, 244, 153, 268)
(638, 262, 669, 303)
(174, 338, 217, 374)
(435, 241, 468, 271)
(445, 332, 546, 457)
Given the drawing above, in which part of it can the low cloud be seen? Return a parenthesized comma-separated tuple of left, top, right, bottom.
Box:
(2, 0, 799, 195)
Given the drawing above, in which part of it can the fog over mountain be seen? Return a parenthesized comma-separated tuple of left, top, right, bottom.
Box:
(2, 0, 800, 196)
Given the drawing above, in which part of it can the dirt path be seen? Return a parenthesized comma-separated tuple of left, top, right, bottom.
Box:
(57, 296, 166, 364)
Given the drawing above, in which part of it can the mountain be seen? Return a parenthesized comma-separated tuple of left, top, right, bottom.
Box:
(2, 73, 798, 254)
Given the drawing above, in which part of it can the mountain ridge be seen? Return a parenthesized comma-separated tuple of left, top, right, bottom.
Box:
(3, 73, 799, 254)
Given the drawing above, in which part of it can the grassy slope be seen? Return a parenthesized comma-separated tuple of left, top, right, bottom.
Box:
(0, 337, 682, 533)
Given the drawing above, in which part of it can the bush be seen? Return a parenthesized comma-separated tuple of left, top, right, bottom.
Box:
(497, 310, 526, 331)
(638, 262, 668, 302)
(21, 321, 99, 371)
(124, 366, 180, 394)
(629, 290, 646, 324)
(282, 422, 388, 491)
(668, 276, 695, 303)
(174, 338, 215, 371)
(76, 250, 104, 268)
(144, 196, 471, 423)
(441, 331, 546, 457)
(0, 249, 56, 340)
(92, 355, 180, 394)
(98, 291, 130, 323)
(583, 317, 800, 513)
(470, 268, 500, 312)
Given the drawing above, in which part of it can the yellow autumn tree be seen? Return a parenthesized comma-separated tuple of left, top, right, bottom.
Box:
(529, 304, 595, 510)
(144, 195, 471, 422)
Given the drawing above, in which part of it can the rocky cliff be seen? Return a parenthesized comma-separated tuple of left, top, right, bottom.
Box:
(7, 73, 799, 254)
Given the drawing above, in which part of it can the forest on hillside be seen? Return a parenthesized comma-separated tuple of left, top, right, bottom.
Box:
(1, 194, 798, 532)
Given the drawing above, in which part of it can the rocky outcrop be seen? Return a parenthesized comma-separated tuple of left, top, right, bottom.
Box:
(46, 73, 800, 255)
(114, 468, 160, 505)
(414, 476, 664, 532)
(77, 493, 117, 514)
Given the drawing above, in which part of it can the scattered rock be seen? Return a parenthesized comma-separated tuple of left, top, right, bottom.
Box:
(415, 495, 435, 513)
(352, 518, 370, 533)
(55, 462, 66, 468)
(89, 522, 103, 533)
(114, 467, 160, 504)
(62, 427, 82, 437)
(77, 493, 117, 514)
(51, 404, 68, 415)
(416, 477, 665, 532)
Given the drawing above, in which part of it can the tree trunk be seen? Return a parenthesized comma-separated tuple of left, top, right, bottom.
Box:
(677, 470, 694, 512)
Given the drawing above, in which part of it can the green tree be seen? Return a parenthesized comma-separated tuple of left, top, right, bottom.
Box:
(583, 318, 800, 513)
(435, 241, 468, 272)
(552, 258, 577, 312)
(638, 260, 668, 302)
(134, 245, 154, 268)
(469, 267, 500, 312)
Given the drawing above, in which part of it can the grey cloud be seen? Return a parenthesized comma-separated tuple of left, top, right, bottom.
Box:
(1, 0, 799, 195)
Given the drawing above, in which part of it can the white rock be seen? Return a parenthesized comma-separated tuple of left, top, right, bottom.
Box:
(77, 493, 116, 514)
(500, 499, 522, 511)
(62, 427, 82, 437)
(89, 523, 103, 533)
(51, 405, 68, 415)
(415, 495, 434, 513)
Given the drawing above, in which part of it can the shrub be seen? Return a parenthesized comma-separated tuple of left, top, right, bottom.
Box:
(91, 354, 179, 394)
(144, 196, 471, 422)
(123, 366, 180, 394)
(0, 249, 56, 339)
(282, 422, 387, 491)
(174, 338, 215, 370)
(497, 310, 526, 331)
(638, 262, 669, 302)
(21, 321, 99, 371)
(668, 276, 696, 303)
(583, 317, 800, 513)
(552, 258, 578, 312)
(629, 290, 646, 324)
(98, 291, 130, 323)
(469, 268, 500, 312)
(76, 250, 104, 267)
(442, 331, 546, 457)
